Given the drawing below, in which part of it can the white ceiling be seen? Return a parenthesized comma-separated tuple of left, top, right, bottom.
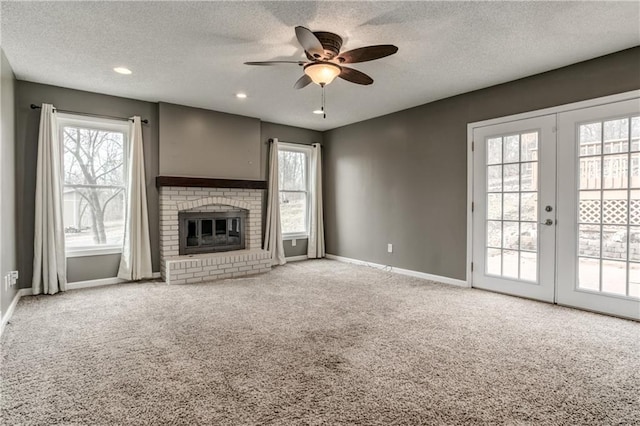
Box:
(1, 1, 639, 131)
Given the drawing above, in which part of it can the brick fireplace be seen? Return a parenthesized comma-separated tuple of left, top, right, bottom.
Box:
(158, 177, 271, 284)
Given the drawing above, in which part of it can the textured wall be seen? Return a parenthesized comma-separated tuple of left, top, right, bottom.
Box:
(0, 49, 18, 315)
(159, 102, 261, 180)
(323, 47, 640, 280)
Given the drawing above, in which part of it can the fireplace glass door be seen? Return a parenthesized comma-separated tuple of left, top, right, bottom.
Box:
(180, 211, 246, 255)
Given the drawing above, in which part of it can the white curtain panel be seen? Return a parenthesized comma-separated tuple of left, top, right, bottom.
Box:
(32, 103, 67, 295)
(308, 143, 325, 258)
(264, 138, 286, 266)
(118, 117, 153, 280)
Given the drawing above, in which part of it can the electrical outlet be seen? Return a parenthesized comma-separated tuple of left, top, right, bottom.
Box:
(291, 239, 297, 247)
(387, 243, 393, 253)
(11, 270, 18, 286)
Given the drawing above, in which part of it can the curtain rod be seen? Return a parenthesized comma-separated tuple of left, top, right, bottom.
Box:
(30, 104, 149, 124)
(268, 138, 320, 146)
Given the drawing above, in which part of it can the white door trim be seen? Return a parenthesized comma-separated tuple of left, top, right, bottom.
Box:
(466, 90, 640, 286)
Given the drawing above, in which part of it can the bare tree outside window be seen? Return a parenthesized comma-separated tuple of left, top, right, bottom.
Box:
(62, 125, 126, 248)
(278, 148, 309, 235)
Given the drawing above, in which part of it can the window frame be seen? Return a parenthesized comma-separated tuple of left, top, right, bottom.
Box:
(277, 142, 312, 240)
(57, 113, 130, 257)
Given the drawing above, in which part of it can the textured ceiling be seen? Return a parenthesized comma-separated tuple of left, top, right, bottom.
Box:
(1, 1, 639, 131)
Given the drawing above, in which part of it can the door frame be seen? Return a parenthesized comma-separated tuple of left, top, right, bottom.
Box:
(467, 90, 640, 289)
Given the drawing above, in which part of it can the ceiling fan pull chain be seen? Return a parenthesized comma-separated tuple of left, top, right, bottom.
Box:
(322, 84, 326, 119)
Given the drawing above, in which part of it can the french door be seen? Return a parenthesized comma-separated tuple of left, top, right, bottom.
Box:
(472, 96, 640, 320)
(556, 99, 640, 319)
(472, 115, 557, 302)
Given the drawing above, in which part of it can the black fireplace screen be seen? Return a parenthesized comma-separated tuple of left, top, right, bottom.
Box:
(179, 211, 246, 255)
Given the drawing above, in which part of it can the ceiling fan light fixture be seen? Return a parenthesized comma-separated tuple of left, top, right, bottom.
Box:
(304, 62, 341, 86)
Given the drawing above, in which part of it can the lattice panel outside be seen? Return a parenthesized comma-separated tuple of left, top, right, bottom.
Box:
(580, 199, 635, 224)
(603, 199, 628, 224)
(631, 199, 640, 225)
(579, 200, 601, 223)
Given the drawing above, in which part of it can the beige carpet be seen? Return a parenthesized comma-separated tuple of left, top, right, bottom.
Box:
(1, 259, 639, 425)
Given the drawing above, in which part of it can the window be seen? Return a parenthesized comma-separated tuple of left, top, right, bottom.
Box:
(58, 115, 129, 255)
(278, 143, 311, 238)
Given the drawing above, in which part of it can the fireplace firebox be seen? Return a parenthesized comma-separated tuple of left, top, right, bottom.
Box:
(178, 211, 246, 255)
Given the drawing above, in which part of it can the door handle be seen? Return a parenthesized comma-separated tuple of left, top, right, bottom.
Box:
(541, 219, 554, 226)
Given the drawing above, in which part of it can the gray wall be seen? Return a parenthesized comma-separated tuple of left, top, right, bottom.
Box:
(15, 82, 160, 286)
(13, 85, 325, 286)
(159, 102, 261, 179)
(323, 47, 640, 280)
(0, 49, 17, 315)
(260, 121, 323, 257)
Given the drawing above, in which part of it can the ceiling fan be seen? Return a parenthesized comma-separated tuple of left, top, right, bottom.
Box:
(245, 26, 398, 89)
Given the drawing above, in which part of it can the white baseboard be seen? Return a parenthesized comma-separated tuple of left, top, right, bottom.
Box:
(1, 288, 33, 337)
(67, 272, 162, 290)
(285, 255, 308, 262)
(325, 254, 469, 287)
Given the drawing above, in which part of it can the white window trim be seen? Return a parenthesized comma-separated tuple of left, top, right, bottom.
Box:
(278, 142, 313, 239)
(58, 113, 130, 257)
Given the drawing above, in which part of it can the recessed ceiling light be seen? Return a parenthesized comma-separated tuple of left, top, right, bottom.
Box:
(113, 67, 132, 75)
(236, 93, 247, 99)
(313, 109, 324, 115)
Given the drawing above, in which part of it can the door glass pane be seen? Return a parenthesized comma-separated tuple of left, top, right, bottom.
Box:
(503, 193, 519, 220)
(486, 248, 501, 275)
(631, 153, 639, 188)
(631, 191, 640, 225)
(487, 194, 502, 220)
(502, 250, 519, 278)
(487, 137, 502, 165)
(487, 165, 502, 192)
(504, 135, 519, 163)
(602, 260, 627, 295)
(521, 133, 538, 161)
(631, 116, 639, 151)
(503, 221, 519, 250)
(629, 263, 640, 298)
(576, 115, 637, 298)
(520, 222, 537, 251)
(578, 257, 600, 291)
(579, 191, 601, 223)
(521, 163, 537, 191)
(580, 157, 601, 190)
(630, 227, 640, 261)
(603, 154, 628, 189)
(603, 118, 628, 153)
(520, 193, 537, 221)
(484, 131, 539, 282)
(603, 191, 627, 224)
(487, 221, 502, 248)
(519, 251, 536, 282)
(579, 122, 601, 156)
(503, 164, 520, 192)
(578, 224, 600, 257)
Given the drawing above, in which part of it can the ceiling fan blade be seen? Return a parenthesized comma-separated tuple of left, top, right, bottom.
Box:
(244, 61, 305, 66)
(338, 67, 374, 85)
(337, 45, 398, 64)
(293, 74, 313, 89)
(295, 26, 324, 58)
